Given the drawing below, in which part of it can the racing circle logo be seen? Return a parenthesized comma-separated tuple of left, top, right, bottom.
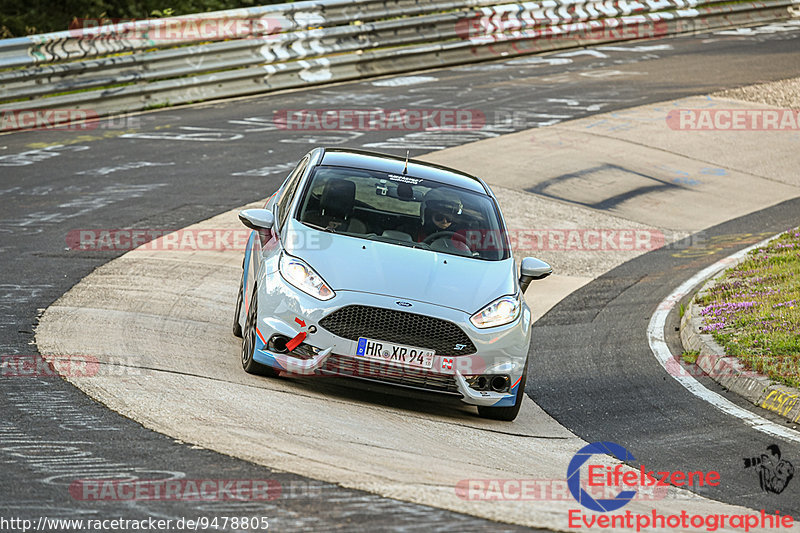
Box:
(567, 441, 637, 513)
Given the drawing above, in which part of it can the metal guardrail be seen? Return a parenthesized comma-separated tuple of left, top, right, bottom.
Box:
(0, 0, 479, 68)
(1, 0, 797, 129)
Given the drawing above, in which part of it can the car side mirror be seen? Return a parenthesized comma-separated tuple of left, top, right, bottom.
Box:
(519, 257, 552, 293)
(239, 209, 275, 231)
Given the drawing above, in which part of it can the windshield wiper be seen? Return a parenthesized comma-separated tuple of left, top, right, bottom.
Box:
(360, 233, 430, 250)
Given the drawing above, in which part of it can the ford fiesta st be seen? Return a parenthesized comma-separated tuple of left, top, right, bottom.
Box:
(233, 147, 552, 420)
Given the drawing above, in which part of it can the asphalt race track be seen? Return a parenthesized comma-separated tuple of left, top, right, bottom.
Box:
(531, 197, 800, 516)
(2, 21, 800, 530)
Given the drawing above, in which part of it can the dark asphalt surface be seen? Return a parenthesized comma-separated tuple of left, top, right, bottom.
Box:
(529, 198, 800, 514)
(1, 22, 799, 531)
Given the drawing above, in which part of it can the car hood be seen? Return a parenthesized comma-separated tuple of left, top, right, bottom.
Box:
(284, 221, 516, 314)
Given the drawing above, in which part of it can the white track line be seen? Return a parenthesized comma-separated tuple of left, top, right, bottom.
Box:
(647, 233, 800, 444)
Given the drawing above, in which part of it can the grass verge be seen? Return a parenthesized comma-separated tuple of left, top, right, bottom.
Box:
(681, 350, 699, 365)
(695, 227, 800, 387)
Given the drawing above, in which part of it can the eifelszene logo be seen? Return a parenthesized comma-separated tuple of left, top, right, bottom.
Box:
(567, 441, 721, 512)
(568, 441, 638, 512)
(566, 441, 794, 531)
(744, 444, 794, 494)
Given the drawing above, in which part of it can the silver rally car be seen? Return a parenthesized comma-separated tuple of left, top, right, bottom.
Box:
(234, 147, 551, 420)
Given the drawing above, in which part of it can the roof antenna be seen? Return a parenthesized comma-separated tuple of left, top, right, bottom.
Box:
(403, 150, 409, 174)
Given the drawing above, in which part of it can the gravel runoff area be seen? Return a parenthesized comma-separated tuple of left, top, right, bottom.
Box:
(713, 76, 800, 109)
(694, 228, 800, 387)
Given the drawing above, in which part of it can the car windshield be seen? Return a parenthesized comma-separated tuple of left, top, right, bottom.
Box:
(295, 165, 509, 261)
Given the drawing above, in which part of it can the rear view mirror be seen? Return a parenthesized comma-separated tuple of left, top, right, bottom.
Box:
(238, 209, 274, 231)
(375, 181, 417, 200)
(519, 257, 552, 293)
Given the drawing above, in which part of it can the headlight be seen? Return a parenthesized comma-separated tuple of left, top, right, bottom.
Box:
(470, 295, 520, 328)
(279, 254, 335, 301)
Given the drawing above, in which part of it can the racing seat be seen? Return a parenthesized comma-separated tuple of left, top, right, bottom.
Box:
(303, 179, 367, 233)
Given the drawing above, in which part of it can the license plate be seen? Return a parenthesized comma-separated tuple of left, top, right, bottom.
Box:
(356, 337, 435, 369)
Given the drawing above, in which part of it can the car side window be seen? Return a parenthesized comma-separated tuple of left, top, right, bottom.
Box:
(276, 156, 309, 230)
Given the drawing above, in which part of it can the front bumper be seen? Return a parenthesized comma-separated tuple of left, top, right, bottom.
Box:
(250, 269, 531, 407)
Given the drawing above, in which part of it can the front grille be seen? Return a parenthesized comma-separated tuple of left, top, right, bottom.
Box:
(319, 305, 477, 356)
(320, 354, 459, 393)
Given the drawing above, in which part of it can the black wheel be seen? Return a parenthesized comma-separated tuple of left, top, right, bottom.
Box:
(477, 361, 528, 421)
(232, 271, 244, 338)
(241, 286, 279, 377)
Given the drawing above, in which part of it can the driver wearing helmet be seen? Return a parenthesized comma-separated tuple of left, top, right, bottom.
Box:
(414, 188, 464, 242)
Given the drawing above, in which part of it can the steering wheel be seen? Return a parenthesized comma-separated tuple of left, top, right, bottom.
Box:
(422, 231, 472, 253)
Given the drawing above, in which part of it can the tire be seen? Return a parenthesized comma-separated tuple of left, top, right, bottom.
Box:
(477, 361, 528, 421)
(240, 286, 279, 377)
(232, 271, 244, 338)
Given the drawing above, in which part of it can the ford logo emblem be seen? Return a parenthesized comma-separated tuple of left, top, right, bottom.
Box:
(395, 301, 412, 307)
